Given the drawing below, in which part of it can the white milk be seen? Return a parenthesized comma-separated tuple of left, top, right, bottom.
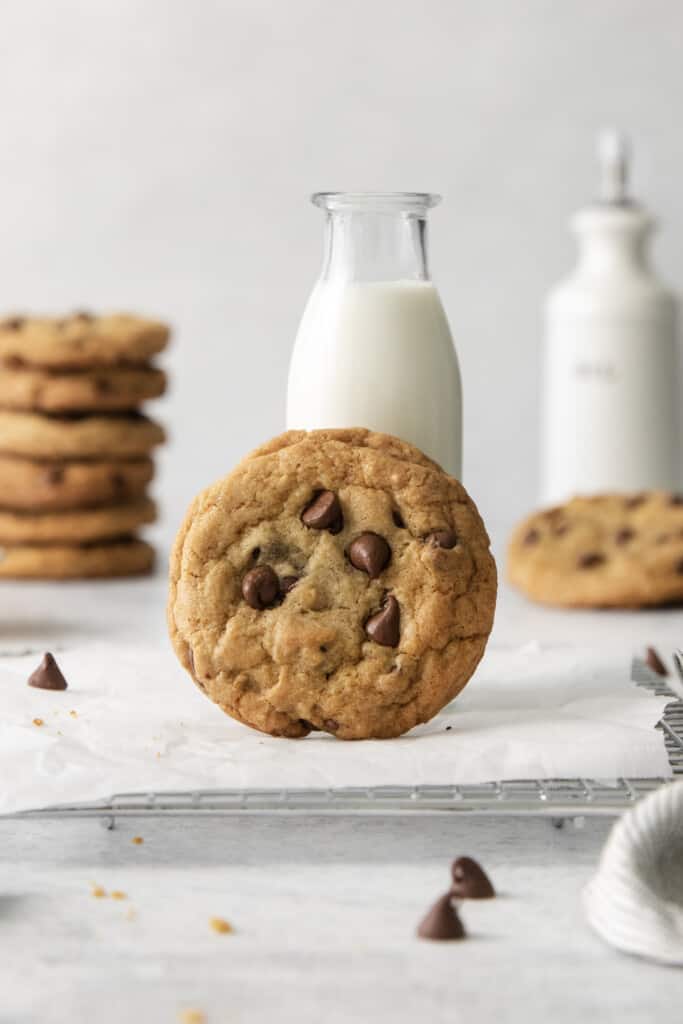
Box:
(287, 279, 462, 477)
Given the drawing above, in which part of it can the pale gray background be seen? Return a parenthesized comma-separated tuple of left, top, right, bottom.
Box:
(1, 0, 681, 550)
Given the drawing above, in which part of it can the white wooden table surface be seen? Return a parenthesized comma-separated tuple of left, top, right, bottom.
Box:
(1, 573, 682, 1023)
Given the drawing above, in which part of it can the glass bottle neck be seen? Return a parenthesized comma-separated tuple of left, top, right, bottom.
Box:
(317, 204, 433, 283)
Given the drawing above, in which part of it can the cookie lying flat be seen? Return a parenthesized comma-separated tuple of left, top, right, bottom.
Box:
(0, 539, 155, 579)
(168, 428, 497, 740)
(0, 364, 166, 412)
(0, 411, 165, 459)
(508, 492, 683, 608)
(0, 497, 155, 544)
(0, 313, 169, 369)
(0, 454, 154, 510)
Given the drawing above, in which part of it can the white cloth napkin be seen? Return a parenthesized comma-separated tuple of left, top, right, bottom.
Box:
(0, 642, 672, 814)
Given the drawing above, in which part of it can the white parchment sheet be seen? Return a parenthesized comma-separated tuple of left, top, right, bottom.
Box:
(0, 642, 672, 814)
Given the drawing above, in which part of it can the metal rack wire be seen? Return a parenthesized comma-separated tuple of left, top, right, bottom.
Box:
(17, 658, 683, 820)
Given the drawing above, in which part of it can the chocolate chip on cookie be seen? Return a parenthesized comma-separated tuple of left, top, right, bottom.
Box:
(348, 532, 391, 578)
(301, 490, 343, 533)
(242, 565, 280, 609)
(365, 595, 400, 647)
(426, 529, 458, 549)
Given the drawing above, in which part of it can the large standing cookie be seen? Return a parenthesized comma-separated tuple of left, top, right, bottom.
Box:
(168, 429, 497, 740)
(0, 454, 154, 510)
(0, 539, 154, 579)
(0, 411, 165, 459)
(508, 492, 683, 607)
(0, 364, 166, 412)
(0, 313, 169, 368)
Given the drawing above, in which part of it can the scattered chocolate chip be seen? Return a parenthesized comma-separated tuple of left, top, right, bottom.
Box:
(301, 490, 343, 533)
(645, 646, 668, 677)
(324, 718, 339, 732)
(577, 552, 605, 569)
(523, 528, 540, 546)
(417, 893, 466, 941)
(392, 509, 406, 528)
(242, 565, 280, 610)
(365, 595, 400, 647)
(451, 857, 495, 899)
(44, 465, 65, 486)
(670, 494, 683, 506)
(445, 725, 452, 731)
(615, 527, 635, 546)
(625, 494, 646, 509)
(27, 652, 68, 691)
(280, 575, 298, 595)
(348, 532, 391, 578)
(426, 529, 458, 549)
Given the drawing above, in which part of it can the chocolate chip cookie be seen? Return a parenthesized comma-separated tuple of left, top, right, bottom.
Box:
(0, 538, 155, 579)
(0, 411, 165, 459)
(168, 429, 497, 740)
(0, 497, 155, 544)
(0, 454, 154, 510)
(508, 491, 683, 607)
(0, 313, 169, 369)
(0, 364, 166, 412)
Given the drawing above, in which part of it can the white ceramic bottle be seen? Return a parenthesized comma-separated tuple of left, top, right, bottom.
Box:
(287, 193, 462, 478)
(541, 133, 680, 504)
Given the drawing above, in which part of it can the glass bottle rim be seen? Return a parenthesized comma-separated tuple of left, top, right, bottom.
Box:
(312, 192, 441, 214)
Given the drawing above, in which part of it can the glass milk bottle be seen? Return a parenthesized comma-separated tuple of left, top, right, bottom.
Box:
(287, 192, 462, 477)
(541, 132, 680, 504)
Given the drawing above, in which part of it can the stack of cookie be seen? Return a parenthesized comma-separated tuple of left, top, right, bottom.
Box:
(0, 312, 168, 579)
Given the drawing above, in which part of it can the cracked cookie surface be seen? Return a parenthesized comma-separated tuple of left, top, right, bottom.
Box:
(168, 429, 497, 740)
(508, 491, 683, 607)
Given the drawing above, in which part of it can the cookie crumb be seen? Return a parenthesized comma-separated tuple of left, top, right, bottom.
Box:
(178, 1011, 206, 1024)
(131, 836, 144, 845)
(91, 884, 107, 899)
(125, 907, 137, 921)
(111, 890, 127, 901)
(69, 710, 78, 718)
(209, 916, 233, 934)
(32, 717, 44, 727)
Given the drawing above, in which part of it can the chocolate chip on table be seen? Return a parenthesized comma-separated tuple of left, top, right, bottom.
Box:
(417, 892, 466, 941)
(365, 595, 400, 647)
(280, 575, 298, 595)
(301, 490, 343, 533)
(645, 646, 668, 677)
(242, 565, 280, 610)
(451, 856, 495, 899)
(27, 652, 68, 691)
(577, 552, 605, 569)
(615, 527, 635, 546)
(348, 532, 391, 578)
(426, 529, 458, 549)
(522, 528, 540, 546)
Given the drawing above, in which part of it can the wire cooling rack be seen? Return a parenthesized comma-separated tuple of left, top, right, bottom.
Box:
(15, 658, 682, 821)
